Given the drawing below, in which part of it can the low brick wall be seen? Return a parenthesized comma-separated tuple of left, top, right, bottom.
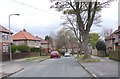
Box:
(109, 51, 120, 61)
(2, 52, 40, 61)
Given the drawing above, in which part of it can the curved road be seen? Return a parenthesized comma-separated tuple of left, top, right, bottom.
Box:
(10, 57, 92, 77)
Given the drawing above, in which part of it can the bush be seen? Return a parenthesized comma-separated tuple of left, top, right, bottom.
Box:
(8, 45, 17, 53)
(30, 47, 41, 52)
(58, 49, 65, 56)
(96, 40, 106, 51)
(11, 45, 18, 53)
(17, 44, 30, 52)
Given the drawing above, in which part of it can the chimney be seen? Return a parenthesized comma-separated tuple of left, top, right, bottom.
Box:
(36, 36, 38, 38)
(23, 29, 26, 32)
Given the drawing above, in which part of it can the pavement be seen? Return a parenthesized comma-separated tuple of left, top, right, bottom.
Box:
(77, 55, 120, 78)
(0, 58, 48, 79)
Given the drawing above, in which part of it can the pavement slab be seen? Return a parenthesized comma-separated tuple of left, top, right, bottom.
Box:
(77, 56, 119, 78)
(0, 58, 48, 78)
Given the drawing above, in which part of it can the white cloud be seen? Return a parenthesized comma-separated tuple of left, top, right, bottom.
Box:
(0, 0, 63, 38)
(0, 0, 118, 38)
(91, 1, 118, 34)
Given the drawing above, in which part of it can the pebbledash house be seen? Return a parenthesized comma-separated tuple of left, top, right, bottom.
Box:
(105, 26, 120, 51)
(12, 29, 50, 53)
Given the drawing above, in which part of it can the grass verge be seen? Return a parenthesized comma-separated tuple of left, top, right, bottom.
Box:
(25, 56, 50, 61)
(80, 58, 101, 63)
(76, 55, 101, 63)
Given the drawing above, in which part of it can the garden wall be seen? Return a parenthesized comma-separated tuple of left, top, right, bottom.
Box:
(2, 52, 40, 61)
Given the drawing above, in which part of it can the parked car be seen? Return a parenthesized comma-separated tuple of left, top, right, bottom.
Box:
(64, 52, 71, 57)
(50, 51, 60, 58)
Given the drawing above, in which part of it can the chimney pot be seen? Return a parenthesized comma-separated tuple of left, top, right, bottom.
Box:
(23, 29, 26, 32)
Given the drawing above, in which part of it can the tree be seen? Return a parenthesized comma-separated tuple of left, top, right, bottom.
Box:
(45, 35, 49, 41)
(96, 40, 106, 51)
(55, 28, 77, 51)
(96, 40, 106, 56)
(89, 33, 100, 49)
(51, 0, 113, 59)
(101, 28, 113, 39)
(45, 35, 54, 51)
(49, 32, 56, 50)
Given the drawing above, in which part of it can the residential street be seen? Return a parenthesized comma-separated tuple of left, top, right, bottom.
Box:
(8, 57, 92, 77)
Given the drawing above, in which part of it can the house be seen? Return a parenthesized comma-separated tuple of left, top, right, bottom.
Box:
(36, 36, 50, 53)
(0, 25, 13, 54)
(105, 26, 120, 51)
(12, 29, 41, 47)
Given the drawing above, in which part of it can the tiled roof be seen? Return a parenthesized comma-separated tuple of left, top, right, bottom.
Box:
(0, 25, 13, 34)
(13, 29, 40, 41)
(106, 26, 120, 40)
(36, 36, 49, 44)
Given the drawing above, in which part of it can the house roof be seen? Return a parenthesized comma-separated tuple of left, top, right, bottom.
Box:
(13, 29, 40, 41)
(36, 36, 49, 44)
(106, 26, 120, 40)
(114, 25, 120, 34)
(0, 25, 13, 34)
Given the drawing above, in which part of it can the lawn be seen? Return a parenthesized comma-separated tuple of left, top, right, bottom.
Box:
(24, 56, 50, 61)
(76, 54, 101, 63)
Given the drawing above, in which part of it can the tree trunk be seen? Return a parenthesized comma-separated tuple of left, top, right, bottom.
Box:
(82, 31, 91, 59)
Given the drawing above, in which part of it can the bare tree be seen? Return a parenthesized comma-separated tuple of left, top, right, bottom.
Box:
(51, 0, 114, 59)
(55, 28, 77, 51)
(101, 28, 113, 39)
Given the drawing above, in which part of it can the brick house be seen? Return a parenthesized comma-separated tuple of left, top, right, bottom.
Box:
(12, 29, 41, 47)
(0, 25, 13, 54)
(36, 36, 50, 53)
(105, 26, 120, 51)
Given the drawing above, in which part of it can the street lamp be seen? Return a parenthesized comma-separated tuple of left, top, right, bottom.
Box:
(9, 14, 20, 61)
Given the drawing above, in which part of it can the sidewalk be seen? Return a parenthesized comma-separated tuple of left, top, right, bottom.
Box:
(77, 56, 119, 78)
(0, 58, 48, 79)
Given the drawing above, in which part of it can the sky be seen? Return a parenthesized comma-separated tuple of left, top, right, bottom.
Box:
(0, 0, 119, 39)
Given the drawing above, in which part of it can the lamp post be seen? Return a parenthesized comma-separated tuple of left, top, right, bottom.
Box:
(9, 14, 19, 61)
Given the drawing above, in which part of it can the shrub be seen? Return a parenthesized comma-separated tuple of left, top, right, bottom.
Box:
(96, 40, 106, 51)
(58, 49, 65, 56)
(30, 47, 41, 52)
(8, 45, 17, 53)
(17, 44, 30, 52)
(11, 45, 18, 53)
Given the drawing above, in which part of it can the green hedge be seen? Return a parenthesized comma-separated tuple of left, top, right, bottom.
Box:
(17, 44, 30, 52)
(11, 45, 43, 54)
(11, 45, 18, 53)
(30, 47, 41, 52)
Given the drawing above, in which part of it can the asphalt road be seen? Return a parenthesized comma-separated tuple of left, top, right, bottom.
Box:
(9, 57, 92, 77)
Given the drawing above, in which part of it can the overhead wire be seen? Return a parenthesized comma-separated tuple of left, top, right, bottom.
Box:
(12, 0, 62, 16)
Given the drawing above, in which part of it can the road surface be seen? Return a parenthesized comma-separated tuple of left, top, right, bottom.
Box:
(9, 57, 92, 77)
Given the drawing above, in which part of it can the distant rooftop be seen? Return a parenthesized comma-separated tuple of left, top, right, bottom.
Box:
(13, 29, 40, 41)
(0, 25, 13, 34)
(36, 36, 49, 44)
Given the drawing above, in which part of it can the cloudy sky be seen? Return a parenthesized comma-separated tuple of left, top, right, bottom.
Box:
(0, 0, 119, 38)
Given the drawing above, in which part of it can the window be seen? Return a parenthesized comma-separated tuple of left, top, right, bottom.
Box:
(2, 33, 8, 40)
(2, 44, 9, 53)
(118, 33, 120, 41)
